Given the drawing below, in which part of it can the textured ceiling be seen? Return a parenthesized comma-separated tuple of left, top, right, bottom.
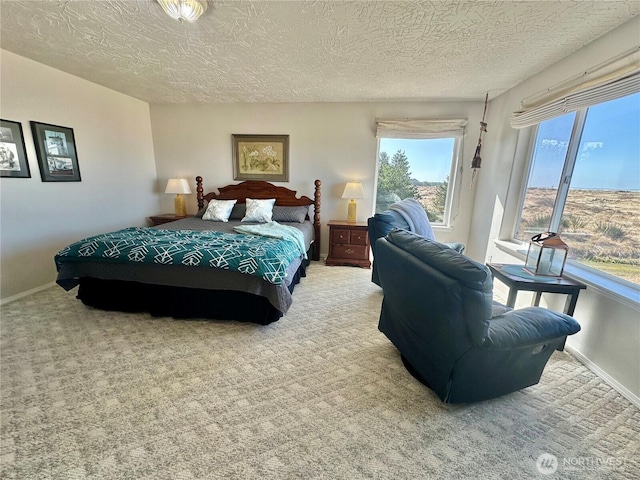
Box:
(1, 0, 639, 104)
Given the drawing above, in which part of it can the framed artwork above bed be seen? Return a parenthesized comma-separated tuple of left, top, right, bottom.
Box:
(232, 134, 289, 182)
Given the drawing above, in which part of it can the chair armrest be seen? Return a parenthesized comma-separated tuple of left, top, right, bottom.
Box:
(482, 307, 581, 349)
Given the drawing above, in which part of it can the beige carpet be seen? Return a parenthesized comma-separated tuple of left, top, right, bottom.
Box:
(1, 263, 638, 479)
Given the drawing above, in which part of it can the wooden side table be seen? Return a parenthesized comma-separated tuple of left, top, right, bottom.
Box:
(325, 220, 371, 268)
(149, 213, 187, 226)
(487, 263, 587, 315)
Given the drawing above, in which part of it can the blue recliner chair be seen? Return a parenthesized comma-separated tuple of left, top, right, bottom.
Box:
(368, 198, 464, 286)
(376, 229, 581, 404)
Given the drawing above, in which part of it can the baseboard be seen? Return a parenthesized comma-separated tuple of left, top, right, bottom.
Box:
(565, 346, 640, 409)
(0, 282, 57, 306)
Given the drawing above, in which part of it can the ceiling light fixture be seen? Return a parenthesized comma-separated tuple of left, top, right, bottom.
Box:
(157, 0, 208, 23)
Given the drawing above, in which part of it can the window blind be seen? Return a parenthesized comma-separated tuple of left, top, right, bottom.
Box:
(510, 48, 640, 129)
(376, 119, 467, 139)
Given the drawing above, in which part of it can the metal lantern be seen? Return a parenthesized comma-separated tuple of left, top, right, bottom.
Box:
(524, 232, 569, 277)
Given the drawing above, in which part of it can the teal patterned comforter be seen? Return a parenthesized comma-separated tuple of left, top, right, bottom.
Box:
(54, 227, 305, 285)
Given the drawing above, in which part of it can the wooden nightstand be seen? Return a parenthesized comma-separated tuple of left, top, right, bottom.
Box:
(325, 220, 371, 268)
(149, 213, 187, 226)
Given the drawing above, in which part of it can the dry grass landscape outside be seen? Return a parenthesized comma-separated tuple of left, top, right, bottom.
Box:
(416, 185, 444, 222)
(518, 188, 640, 284)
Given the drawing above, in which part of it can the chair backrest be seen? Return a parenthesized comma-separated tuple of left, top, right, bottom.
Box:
(368, 210, 410, 249)
(380, 229, 494, 346)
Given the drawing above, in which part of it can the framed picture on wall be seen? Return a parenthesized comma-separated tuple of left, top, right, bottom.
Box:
(30, 121, 81, 182)
(0, 119, 31, 178)
(232, 134, 289, 182)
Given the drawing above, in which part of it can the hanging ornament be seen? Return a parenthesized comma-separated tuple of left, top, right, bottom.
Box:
(471, 92, 489, 188)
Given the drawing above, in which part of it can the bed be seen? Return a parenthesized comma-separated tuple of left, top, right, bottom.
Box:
(55, 177, 322, 325)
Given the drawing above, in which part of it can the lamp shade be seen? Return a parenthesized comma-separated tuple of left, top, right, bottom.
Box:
(341, 182, 365, 199)
(165, 178, 192, 195)
(157, 0, 208, 23)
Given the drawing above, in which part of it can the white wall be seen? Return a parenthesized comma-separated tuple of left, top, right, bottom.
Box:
(0, 51, 159, 300)
(469, 17, 640, 402)
(149, 101, 485, 257)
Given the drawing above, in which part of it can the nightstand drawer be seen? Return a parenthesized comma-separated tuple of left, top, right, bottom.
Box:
(350, 231, 368, 245)
(332, 244, 368, 260)
(331, 228, 352, 244)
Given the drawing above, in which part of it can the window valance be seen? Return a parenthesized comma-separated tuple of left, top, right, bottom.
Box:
(376, 119, 467, 139)
(510, 48, 640, 129)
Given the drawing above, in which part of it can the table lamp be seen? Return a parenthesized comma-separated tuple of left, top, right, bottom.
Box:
(342, 181, 365, 223)
(165, 178, 191, 217)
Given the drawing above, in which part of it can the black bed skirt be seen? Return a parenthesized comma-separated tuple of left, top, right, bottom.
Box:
(76, 259, 309, 325)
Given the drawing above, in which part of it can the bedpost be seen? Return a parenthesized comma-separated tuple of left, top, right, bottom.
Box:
(196, 176, 204, 210)
(313, 179, 321, 261)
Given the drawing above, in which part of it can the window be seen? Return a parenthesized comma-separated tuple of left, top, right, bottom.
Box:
(515, 92, 640, 285)
(375, 119, 466, 225)
(375, 137, 461, 224)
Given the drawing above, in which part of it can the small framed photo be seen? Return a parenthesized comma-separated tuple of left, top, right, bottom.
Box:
(30, 121, 81, 182)
(0, 119, 31, 178)
(232, 134, 289, 182)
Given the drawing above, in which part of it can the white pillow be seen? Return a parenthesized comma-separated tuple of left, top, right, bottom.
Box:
(202, 199, 237, 222)
(242, 198, 276, 223)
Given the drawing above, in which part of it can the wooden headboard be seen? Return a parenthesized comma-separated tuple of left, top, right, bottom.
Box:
(195, 176, 322, 261)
